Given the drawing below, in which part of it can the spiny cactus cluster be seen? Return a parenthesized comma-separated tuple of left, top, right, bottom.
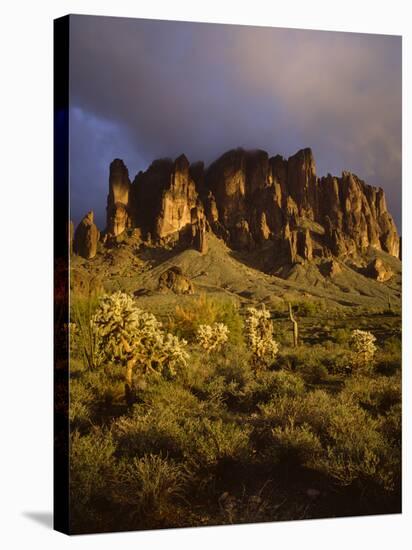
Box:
(350, 329, 377, 371)
(91, 291, 189, 381)
(244, 306, 279, 366)
(196, 322, 229, 352)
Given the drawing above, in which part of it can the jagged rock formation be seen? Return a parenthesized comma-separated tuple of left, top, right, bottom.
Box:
(73, 211, 100, 259)
(321, 259, 342, 278)
(97, 147, 400, 266)
(191, 203, 208, 254)
(106, 159, 131, 237)
(129, 154, 198, 245)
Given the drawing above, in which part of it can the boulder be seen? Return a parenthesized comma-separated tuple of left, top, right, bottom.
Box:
(73, 211, 100, 259)
(158, 266, 194, 295)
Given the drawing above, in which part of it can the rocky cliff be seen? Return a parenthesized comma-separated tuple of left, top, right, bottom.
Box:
(74, 147, 400, 264)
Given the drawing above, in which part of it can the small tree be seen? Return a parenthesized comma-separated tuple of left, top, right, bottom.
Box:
(91, 292, 189, 390)
(196, 323, 229, 353)
(244, 306, 279, 368)
(350, 329, 377, 373)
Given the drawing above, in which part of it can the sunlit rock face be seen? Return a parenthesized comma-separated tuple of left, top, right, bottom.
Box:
(155, 154, 198, 239)
(366, 258, 394, 282)
(73, 211, 100, 259)
(128, 154, 198, 245)
(106, 159, 131, 236)
(104, 146, 400, 262)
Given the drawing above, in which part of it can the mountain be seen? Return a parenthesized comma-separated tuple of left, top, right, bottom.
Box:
(71, 146, 401, 310)
(104, 147, 399, 261)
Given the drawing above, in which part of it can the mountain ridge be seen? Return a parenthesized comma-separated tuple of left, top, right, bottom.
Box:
(73, 147, 400, 286)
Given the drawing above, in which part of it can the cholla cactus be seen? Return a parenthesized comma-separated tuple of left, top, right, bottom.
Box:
(91, 291, 189, 384)
(350, 329, 377, 372)
(245, 306, 279, 367)
(196, 323, 229, 352)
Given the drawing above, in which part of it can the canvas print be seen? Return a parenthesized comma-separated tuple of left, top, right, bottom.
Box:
(54, 14, 402, 535)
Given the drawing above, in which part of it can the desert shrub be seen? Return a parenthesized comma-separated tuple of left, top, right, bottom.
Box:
(277, 344, 346, 376)
(299, 362, 329, 384)
(269, 421, 322, 466)
(114, 411, 251, 468)
(196, 322, 229, 352)
(258, 389, 335, 433)
(113, 407, 184, 459)
(244, 370, 305, 410)
(375, 336, 401, 375)
(70, 428, 116, 529)
(70, 293, 101, 369)
(313, 396, 395, 489)
(333, 327, 351, 344)
(91, 291, 189, 385)
(113, 454, 187, 524)
(69, 379, 95, 428)
(244, 306, 279, 368)
(113, 383, 203, 459)
(377, 403, 402, 446)
(182, 417, 251, 466)
(72, 365, 127, 415)
(172, 294, 243, 345)
(350, 329, 377, 373)
(213, 346, 254, 387)
(342, 374, 401, 415)
(383, 335, 401, 355)
(375, 351, 401, 376)
(291, 301, 319, 317)
(257, 389, 399, 491)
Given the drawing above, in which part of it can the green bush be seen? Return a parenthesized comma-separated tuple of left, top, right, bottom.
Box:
(299, 362, 329, 384)
(171, 294, 243, 345)
(70, 428, 116, 530)
(333, 327, 351, 344)
(113, 454, 188, 524)
(70, 293, 101, 369)
(342, 374, 401, 415)
(291, 301, 319, 317)
(258, 389, 335, 433)
(308, 395, 399, 491)
(269, 421, 322, 466)
(69, 379, 95, 428)
(244, 370, 305, 409)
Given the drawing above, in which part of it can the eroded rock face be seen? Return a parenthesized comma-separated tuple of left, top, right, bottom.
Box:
(156, 154, 198, 239)
(158, 266, 194, 295)
(73, 211, 100, 259)
(106, 159, 131, 237)
(104, 147, 400, 263)
(321, 259, 342, 278)
(191, 204, 208, 254)
(130, 155, 198, 245)
(366, 258, 393, 282)
(297, 228, 313, 261)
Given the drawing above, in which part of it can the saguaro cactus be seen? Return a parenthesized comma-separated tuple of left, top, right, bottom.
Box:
(288, 302, 299, 347)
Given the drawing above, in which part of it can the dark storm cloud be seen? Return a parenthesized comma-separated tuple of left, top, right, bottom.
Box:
(69, 15, 401, 230)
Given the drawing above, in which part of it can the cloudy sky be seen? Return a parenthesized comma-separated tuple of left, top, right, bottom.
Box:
(69, 15, 401, 230)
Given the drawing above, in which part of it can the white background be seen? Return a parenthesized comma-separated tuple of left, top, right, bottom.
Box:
(0, 0, 411, 548)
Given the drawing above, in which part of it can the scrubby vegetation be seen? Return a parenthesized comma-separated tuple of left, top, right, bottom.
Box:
(69, 290, 401, 533)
